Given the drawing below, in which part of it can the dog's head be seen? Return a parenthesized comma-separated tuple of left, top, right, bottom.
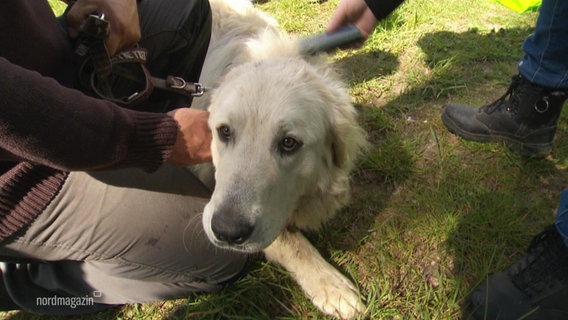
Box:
(202, 54, 367, 253)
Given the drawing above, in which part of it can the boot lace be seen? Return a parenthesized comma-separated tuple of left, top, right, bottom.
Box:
(482, 75, 523, 114)
(509, 225, 568, 299)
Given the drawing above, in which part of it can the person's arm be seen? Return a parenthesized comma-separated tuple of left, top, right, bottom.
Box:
(327, 0, 405, 40)
(0, 57, 210, 172)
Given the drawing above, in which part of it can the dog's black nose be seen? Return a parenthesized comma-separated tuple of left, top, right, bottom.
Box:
(211, 213, 254, 245)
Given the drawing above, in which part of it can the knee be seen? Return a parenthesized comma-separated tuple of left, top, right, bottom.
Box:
(179, 0, 212, 43)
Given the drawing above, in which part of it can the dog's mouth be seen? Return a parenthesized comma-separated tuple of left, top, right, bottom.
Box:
(207, 227, 277, 253)
(210, 238, 266, 253)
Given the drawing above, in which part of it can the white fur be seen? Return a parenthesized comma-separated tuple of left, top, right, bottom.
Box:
(192, 0, 368, 318)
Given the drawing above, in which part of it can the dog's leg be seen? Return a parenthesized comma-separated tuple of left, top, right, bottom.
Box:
(263, 229, 365, 319)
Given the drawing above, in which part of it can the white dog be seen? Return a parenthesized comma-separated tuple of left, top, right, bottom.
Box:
(191, 0, 368, 318)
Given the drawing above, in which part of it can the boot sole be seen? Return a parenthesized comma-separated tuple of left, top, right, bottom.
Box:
(441, 112, 551, 158)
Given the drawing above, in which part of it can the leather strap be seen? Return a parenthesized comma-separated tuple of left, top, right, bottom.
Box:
(75, 13, 204, 107)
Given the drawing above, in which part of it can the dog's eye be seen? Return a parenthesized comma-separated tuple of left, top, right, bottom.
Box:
(280, 136, 302, 154)
(217, 125, 232, 142)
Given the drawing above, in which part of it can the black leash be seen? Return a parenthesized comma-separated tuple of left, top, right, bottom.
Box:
(75, 13, 204, 107)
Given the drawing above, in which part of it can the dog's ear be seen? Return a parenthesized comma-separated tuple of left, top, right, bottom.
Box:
(329, 102, 368, 170)
(302, 61, 368, 171)
(331, 136, 346, 169)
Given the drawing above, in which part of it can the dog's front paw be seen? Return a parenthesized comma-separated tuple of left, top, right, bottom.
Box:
(303, 267, 365, 319)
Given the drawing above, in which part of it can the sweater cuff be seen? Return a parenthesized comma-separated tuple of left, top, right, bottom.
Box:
(364, 0, 405, 21)
(122, 112, 178, 172)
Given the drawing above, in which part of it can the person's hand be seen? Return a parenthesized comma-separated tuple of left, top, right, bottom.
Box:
(66, 0, 140, 56)
(167, 108, 213, 166)
(327, 0, 378, 42)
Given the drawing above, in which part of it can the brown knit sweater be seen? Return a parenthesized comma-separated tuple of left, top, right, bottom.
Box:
(0, 1, 179, 242)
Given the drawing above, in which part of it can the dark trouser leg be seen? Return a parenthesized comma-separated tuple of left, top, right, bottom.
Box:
(137, 0, 212, 112)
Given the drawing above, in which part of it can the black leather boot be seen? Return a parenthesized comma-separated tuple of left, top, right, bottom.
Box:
(442, 74, 567, 157)
(466, 225, 568, 320)
(0, 266, 19, 312)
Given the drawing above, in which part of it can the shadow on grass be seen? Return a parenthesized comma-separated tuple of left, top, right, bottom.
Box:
(419, 28, 568, 318)
(382, 27, 568, 319)
(384, 26, 534, 115)
(335, 49, 400, 87)
(324, 26, 568, 318)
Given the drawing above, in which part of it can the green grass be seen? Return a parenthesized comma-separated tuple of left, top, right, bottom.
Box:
(48, 0, 66, 15)
(6, 0, 564, 319)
